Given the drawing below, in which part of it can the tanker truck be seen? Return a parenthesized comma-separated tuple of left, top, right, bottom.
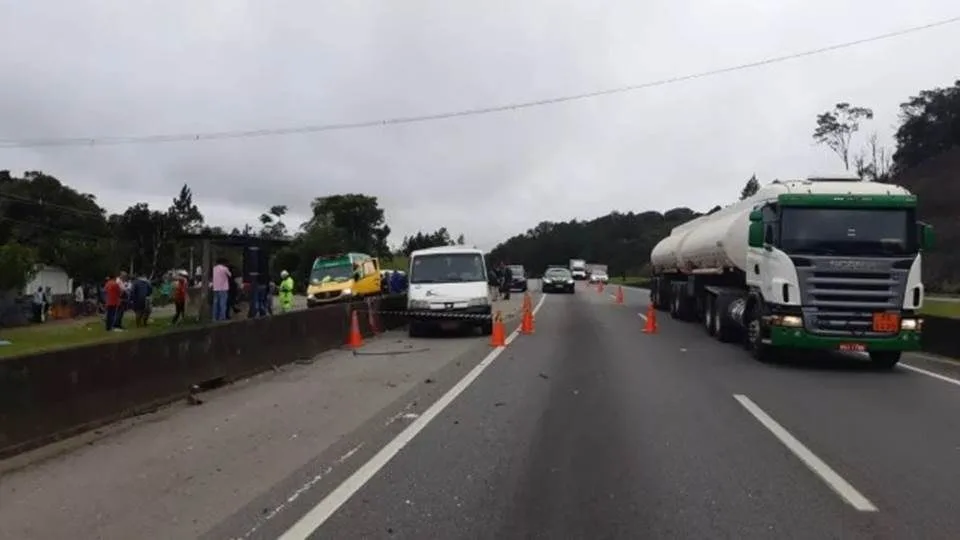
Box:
(648, 176, 934, 368)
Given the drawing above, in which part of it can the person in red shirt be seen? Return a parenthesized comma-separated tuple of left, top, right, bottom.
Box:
(104, 275, 123, 331)
(171, 271, 189, 325)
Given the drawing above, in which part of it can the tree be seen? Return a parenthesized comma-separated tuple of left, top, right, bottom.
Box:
(739, 175, 760, 200)
(0, 242, 38, 292)
(488, 208, 699, 277)
(259, 204, 289, 239)
(400, 227, 461, 255)
(168, 184, 204, 234)
(853, 132, 893, 182)
(113, 203, 176, 278)
(456, 234, 466, 245)
(813, 102, 875, 170)
(307, 194, 391, 256)
(893, 80, 960, 173)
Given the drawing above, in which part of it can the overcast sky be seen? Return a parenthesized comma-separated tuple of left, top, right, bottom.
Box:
(0, 1, 957, 250)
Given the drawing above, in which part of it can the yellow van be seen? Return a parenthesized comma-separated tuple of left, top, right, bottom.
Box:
(306, 252, 382, 307)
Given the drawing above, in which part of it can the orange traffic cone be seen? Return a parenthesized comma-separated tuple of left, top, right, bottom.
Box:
(596, 281, 603, 293)
(522, 292, 532, 312)
(490, 311, 506, 347)
(520, 305, 535, 335)
(347, 309, 364, 348)
(642, 304, 658, 334)
(615, 286, 624, 305)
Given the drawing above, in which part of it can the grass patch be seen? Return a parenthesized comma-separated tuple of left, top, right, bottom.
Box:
(0, 315, 200, 360)
(609, 276, 651, 288)
(921, 299, 960, 319)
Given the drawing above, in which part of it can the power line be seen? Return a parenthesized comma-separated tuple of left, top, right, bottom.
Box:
(1, 14, 957, 150)
(0, 192, 108, 218)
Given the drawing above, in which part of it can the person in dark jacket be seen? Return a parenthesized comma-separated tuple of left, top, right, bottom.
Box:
(498, 262, 512, 300)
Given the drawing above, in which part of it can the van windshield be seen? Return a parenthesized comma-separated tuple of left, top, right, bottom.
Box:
(410, 253, 486, 284)
(310, 261, 354, 284)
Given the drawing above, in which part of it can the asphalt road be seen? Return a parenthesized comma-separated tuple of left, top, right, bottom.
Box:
(3, 282, 960, 539)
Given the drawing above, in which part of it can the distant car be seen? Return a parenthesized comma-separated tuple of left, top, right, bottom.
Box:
(508, 265, 528, 292)
(588, 271, 609, 284)
(542, 267, 575, 293)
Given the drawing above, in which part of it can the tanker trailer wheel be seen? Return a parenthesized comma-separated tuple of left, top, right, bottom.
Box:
(746, 304, 775, 363)
(704, 295, 716, 336)
(713, 295, 738, 343)
(670, 291, 682, 319)
(868, 351, 901, 369)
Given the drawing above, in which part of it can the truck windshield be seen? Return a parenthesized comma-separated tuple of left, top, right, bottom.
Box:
(780, 208, 917, 256)
(410, 254, 486, 284)
(310, 261, 354, 283)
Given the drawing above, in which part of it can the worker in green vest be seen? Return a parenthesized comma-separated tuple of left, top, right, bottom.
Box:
(279, 270, 295, 313)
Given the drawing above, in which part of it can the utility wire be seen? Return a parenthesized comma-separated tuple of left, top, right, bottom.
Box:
(1, 14, 957, 150)
(0, 192, 108, 218)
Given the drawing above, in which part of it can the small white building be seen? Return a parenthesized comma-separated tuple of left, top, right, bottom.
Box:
(22, 265, 73, 296)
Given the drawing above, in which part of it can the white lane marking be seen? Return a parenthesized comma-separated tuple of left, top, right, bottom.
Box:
(241, 443, 365, 538)
(733, 394, 878, 512)
(899, 364, 960, 387)
(905, 351, 960, 366)
(279, 293, 549, 539)
(637, 312, 647, 321)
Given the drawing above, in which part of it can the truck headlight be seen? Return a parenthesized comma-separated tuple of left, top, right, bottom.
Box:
(409, 299, 429, 309)
(901, 318, 922, 331)
(468, 296, 489, 307)
(774, 315, 803, 327)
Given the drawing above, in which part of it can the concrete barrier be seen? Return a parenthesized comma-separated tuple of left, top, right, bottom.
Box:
(921, 315, 960, 359)
(0, 294, 407, 459)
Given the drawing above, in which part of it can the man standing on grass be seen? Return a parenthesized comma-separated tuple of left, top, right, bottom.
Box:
(171, 270, 189, 325)
(104, 275, 123, 332)
(212, 258, 231, 321)
(131, 275, 152, 328)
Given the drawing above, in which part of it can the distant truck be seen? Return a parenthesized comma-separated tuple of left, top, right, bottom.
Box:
(569, 259, 587, 280)
(648, 176, 933, 369)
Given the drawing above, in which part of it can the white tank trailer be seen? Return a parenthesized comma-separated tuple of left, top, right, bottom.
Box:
(648, 177, 934, 368)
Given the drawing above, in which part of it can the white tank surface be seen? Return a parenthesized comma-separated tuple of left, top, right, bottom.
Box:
(650, 179, 914, 274)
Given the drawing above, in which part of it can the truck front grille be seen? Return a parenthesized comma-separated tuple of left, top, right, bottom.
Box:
(795, 261, 909, 338)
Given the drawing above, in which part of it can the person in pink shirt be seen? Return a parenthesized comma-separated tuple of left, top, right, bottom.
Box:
(212, 258, 231, 321)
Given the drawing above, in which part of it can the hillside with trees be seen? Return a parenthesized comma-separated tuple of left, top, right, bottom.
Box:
(489, 79, 960, 289)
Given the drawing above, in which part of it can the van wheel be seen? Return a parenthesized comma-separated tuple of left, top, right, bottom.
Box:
(408, 322, 425, 338)
(480, 321, 493, 336)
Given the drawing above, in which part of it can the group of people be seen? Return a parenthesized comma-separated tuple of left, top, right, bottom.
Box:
(101, 272, 160, 331)
(211, 259, 295, 321)
(29, 286, 54, 323)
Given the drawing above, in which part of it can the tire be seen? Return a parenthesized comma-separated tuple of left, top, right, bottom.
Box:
(704, 295, 716, 336)
(480, 321, 493, 336)
(670, 289, 681, 319)
(408, 322, 425, 338)
(746, 303, 774, 363)
(869, 351, 901, 369)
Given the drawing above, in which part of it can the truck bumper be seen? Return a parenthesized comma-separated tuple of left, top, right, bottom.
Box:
(769, 327, 922, 352)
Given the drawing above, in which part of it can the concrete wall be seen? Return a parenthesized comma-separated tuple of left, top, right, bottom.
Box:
(0, 294, 408, 459)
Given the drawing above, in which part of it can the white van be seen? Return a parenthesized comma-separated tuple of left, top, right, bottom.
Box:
(406, 246, 492, 337)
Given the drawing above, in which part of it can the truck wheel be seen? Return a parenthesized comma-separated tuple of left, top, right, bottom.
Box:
(746, 306, 774, 363)
(713, 295, 738, 343)
(670, 290, 681, 320)
(869, 351, 901, 369)
(480, 321, 493, 336)
(704, 296, 717, 336)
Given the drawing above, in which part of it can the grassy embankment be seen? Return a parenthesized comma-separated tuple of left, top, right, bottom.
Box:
(609, 277, 960, 319)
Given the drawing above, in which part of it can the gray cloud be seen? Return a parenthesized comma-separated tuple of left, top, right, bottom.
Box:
(1, 0, 958, 249)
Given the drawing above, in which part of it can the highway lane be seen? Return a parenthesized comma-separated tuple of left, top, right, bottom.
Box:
(289, 281, 960, 539)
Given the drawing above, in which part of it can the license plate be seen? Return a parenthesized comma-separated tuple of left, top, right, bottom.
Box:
(839, 343, 867, 352)
(872, 312, 900, 332)
(440, 321, 459, 331)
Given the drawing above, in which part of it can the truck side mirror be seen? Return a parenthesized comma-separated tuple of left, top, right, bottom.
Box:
(919, 222, 935, 250)
(748, 221, 764, 248)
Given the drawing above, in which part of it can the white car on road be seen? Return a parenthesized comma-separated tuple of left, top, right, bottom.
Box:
(588, 271, 609, 284)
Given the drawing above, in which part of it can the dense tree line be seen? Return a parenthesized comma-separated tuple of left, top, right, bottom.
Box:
(0, 173, 408, 292)
(489, 79, 960, 280)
